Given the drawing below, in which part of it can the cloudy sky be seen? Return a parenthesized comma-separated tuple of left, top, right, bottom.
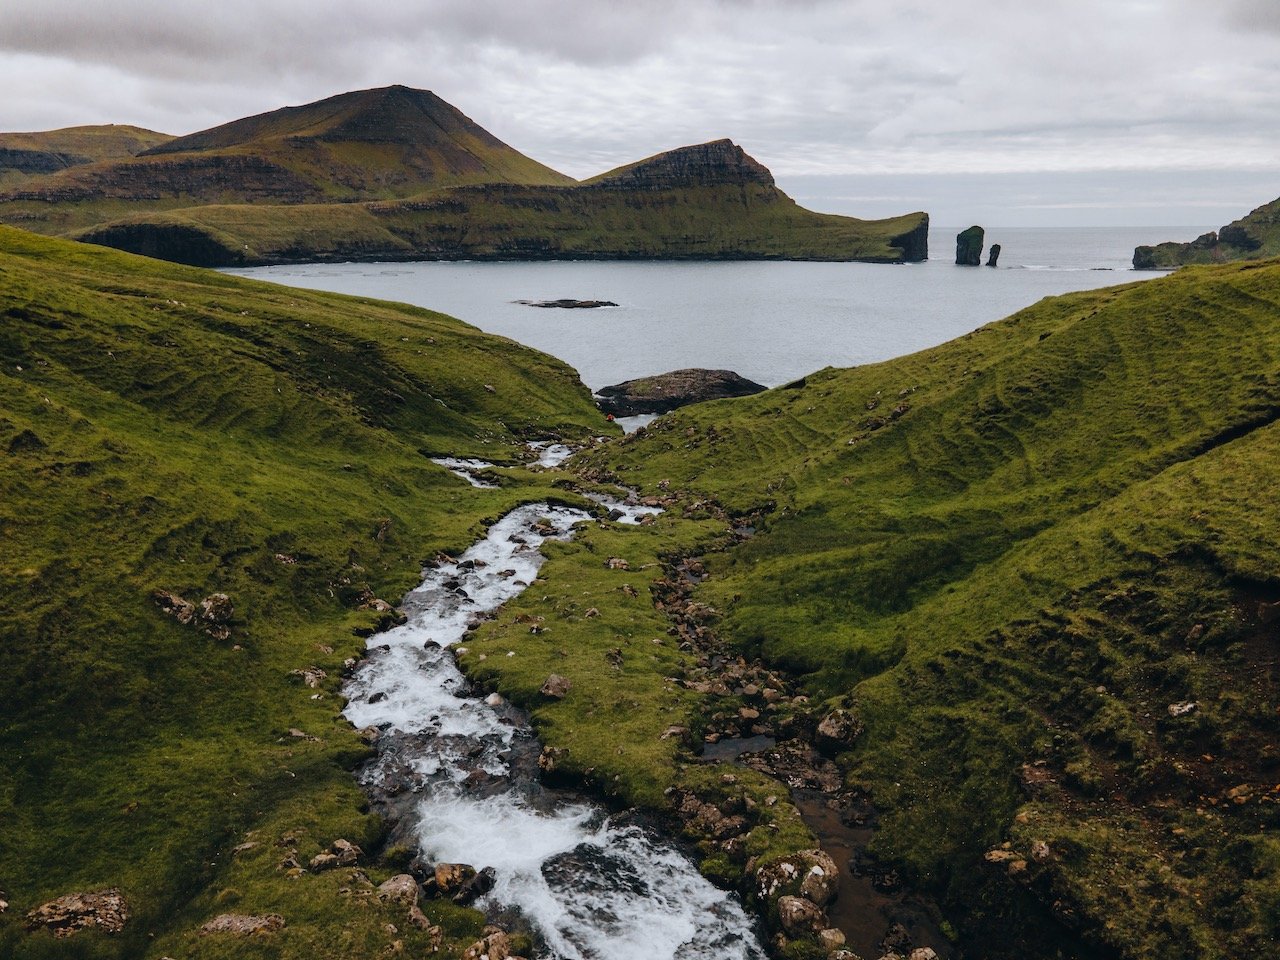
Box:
(4, 0, 1279, 227)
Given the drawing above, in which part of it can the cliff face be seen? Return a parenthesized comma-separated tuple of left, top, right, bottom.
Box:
(1134, 197, 1280, 269)
(588, 139, 775, 190)
(0, 125, 173, 189)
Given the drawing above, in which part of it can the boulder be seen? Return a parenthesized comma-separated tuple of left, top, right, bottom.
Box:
(25, 889, 129, 938)
(776, 895, 825, 936)
(986, 243, 1001, 267)
(955, 225, 984, 266)
(462, 930, 512, 960)
(818, 927, 847, 951)
(756, 849, 840, 905)
(433, 862, 476, 896)
(595, 368, 767, 417)
(452, 865, 497, 905)
(815, 708, 863, 755)
(153, 589, 196, 625)
(799, 850, 840, 906)
(200, 593, 233, 624)
(540, 674, 571, 699)
(200, 913, 286, 935)
(377, 874, 419, 906)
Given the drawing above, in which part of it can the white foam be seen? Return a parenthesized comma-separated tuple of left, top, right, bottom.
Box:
(430, 457, 500, 487)
(528, 441, 575, 468)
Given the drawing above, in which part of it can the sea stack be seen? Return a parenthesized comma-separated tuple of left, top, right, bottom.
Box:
(956, 226, 984, 266)
(986, 243, 1001, 267)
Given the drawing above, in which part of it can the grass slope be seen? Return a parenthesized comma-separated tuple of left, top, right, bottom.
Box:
(0, 126, 173, 191)
(0, 226, 606, 959)
(509, 260, 1280, 958)
(1134, 196, 1280, 269)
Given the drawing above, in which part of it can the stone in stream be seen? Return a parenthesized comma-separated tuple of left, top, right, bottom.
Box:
(595, 368, 767, 417)
(955, 225, 984, 266)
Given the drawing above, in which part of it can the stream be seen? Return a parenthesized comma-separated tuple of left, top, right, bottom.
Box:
(342, 450, 767, 959)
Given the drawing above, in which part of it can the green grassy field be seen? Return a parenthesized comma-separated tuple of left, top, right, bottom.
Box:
(0, 226, 606, 959)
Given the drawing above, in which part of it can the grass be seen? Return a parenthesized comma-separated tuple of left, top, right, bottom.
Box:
(0, 225, 606, 959)
(1135, 195, 1280, 268)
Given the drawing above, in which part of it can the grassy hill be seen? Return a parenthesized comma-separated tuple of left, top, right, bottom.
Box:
(0, 89, 928, 265)
(0, 226, 605, 959)
(0, 125, 173, 191)
(458, 260, 1279, 958)
(0, 86, 574, 236)
(1134, 196, 1280, 268)
(70, 140, 928, 266)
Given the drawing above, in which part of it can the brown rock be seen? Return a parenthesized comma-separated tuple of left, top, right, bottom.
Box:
(799, 849, 840, 906)
(152, 589, 195, 625)
(309, 852, 340, 871)
(200, 593, 233, 624)
(606, 557, 630, 570)
(434, 862, 476, 896)
(25, 889, 129, 938)
(540, 674, 571, 698)
(289, 666, 328, 688)
(777, 895, 826, 936)
(815, 708, 863, 754)
(818, 927, 847, 951)
(331, 838, 362, 865)
(200, 913, 285, 935)
(462, 930, 511, 960)
(377, 874, 418, 906)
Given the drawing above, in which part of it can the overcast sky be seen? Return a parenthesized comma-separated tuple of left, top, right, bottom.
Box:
(4, 0, 1279, 228)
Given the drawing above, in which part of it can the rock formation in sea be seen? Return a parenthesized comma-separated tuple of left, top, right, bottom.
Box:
(595, 369, 768, 417)
(986, 243, 1001, 267)
(955, 226, 984, 266)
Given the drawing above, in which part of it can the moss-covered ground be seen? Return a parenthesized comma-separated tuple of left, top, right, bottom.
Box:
(0, 225, 606, 958)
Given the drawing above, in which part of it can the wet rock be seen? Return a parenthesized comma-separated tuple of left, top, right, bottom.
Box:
(540, 674, 571, 698)
(986, 243, 1001, 267)
(777, 895, 825, 936)
(452, 866, 496, 905)
(25, 889, 129, 938)
(516, 299, 618, 309)
(433, 862, 476, 896)
(799, 850, 840, 906)
(377, 875, 418, 906)
(200, 913, 285, 935)
(818, 927, 847, 951)
(955, 225, 984, 266)
(595, 368, 767, 417)
(815, 708, 863, 755)
(881, 921, 913, 953)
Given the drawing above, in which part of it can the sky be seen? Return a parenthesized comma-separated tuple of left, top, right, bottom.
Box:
(3, 0, 1279, 229)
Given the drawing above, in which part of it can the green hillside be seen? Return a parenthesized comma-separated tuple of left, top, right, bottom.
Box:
(1135, 196, 1280, 268)
(464, 260, 1280, 958)
(0, 226, 605, 959)
(0, 125, 173, 191)
(70, 140, 928, 267)
(0, 86, 574, 236)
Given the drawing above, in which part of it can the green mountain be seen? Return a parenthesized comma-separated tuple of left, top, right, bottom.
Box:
(474, 260, 1280, 959)
(0, 88, 928, 266)
(0, 125, 173, 190)
(0, 86, 574, 236)
(72, 138, 928, 266)
(1134, 195, 1280, 268)
(0, 225, 603, 959)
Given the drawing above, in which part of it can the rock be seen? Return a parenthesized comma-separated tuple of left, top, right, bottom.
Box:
(955, 225, 984, 266)
(756, 849, 840, 904)
(540, 674, 571, 698)
(595, 368, 768, 417)
(1168, 700, 1199, 717)
(309, 852, 340, 871)
(433, 862, 476, 896)
(200, 593, 233, 624)
(986, 243, 1001, 267)
(200, 913, 286, 935)
(815, 708, 863, 754)
(515, 299, 618, 309)
(462, 930, 512, 960)
(331, 838, 362, 865)
(153, 589, 196, 625)
(407, 903, 432, 930)
(818, 927, 847, 951)
(25, 889, 129, 938)
(378, 874, 418, 906)
(909, 949, 939, 960)
(606, 557, 630, 570)
(799, 850, 840, 906)
(452, 866, 496, 905)
(289, 666, 327, 688)
(777, 895, 825, 936)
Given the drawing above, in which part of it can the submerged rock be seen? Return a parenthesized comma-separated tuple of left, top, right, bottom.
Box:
(26, 889, 129, 938)
(595, 368, 767, 417)
(955, 225, 984, 266)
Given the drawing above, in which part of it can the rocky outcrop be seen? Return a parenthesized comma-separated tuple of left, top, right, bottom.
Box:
(25, 889, 129, 938)
(200, 913, 286, 935)
(589, 139, 774, 191)
(891, 214, 931, 262)
(1134, 196, 1280, 268)
(595, 368, 767, 417)
(955, 226, 984, 266)
(515, 299, 618, 309)
(986, 243, 1001, 267)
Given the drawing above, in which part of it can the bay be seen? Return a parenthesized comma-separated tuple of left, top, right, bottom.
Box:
(226, 226, 1203, 391)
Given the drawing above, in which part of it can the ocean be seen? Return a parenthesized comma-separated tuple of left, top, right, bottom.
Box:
(226, 225, 1206, 391)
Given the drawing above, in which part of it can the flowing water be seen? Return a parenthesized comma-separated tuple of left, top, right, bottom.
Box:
(342, 465, 766, 959)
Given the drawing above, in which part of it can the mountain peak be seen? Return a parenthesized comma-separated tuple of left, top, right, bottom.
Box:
(587, 140, 775, 190)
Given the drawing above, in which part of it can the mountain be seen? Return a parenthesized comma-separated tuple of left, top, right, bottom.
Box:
(0, 225, 603, 958)
(0, 88, 928, 264)
(72, 138, 928, 266)
(1134, 195, 1280, 268)
(0, 124, 172, 189)
(0, 86, 574, 235)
